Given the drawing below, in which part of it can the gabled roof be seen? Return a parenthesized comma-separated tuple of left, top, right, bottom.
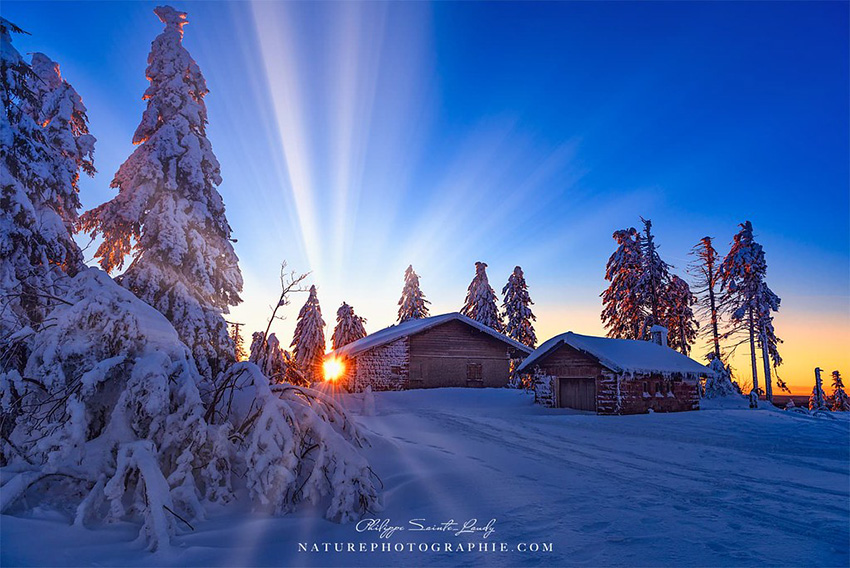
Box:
(516, 332, 711, 378)
(327, 312, 533, 359)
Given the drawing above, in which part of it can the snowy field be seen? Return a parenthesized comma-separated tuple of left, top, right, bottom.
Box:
(2, 388, 848, 567)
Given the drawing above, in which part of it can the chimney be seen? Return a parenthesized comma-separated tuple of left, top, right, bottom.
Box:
(650, 325, 668, 347)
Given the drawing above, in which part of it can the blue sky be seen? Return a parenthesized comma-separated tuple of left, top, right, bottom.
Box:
(4, 1, 848, 390)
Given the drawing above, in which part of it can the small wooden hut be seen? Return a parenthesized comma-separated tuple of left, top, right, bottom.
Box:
(325, 313, 532, 392)
(517, 330, 710, 414)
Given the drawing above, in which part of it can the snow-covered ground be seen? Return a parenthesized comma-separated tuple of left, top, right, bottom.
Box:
(3, 389, 848, 567)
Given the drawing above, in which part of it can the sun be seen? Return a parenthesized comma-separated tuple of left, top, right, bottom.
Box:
(323, 357, 345, 382)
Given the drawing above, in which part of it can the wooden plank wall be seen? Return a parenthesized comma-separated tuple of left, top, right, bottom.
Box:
(408, 320, 513, 388)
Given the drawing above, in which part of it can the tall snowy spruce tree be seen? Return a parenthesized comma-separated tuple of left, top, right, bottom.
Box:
(719, 221, 782, 400)
(461, 261, 504, 332)
(501, 266, 537, 348)
(291, 285, 326, 382)
(332, 302, 367, 350)
(397, 264, 430, 323)
(1, 11, 378, 550)
(602, 220, 696, 354)
(831, 371, 849, 412)
(662, 275, 698, 356)
(601, 228, 644, 339)
(689, 236, 723, 359)
(636, 218, 672, 337)
(80, 6, 242, 381)
(0, 21, 94, 343)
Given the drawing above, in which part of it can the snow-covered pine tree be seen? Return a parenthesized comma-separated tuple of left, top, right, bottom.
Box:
(719, 221, 781, 400)
(636, 218, 672, 338)
(601, 228, 644, 339)
(249, 331, 286, 379)
(501, 265, 537, 348)
(226, 322, 246, 362)
(79, 6, 242, 381)
(0, 11, 377, 550)
(291, 285, 326, 382)
(0, 21, 93, 343)
(397, 264, 430, 323)
(831, 370, 849, 411)
(703, 352, 739, 398)
(809, 368, 827, 411)
(662, 275, 698, 355)
(460, 261, 504, 332)
(332, 302, 367, 350)
(249, 331, 265, 365)
(27, 53, 96, 212)
(689, 236, 722, 359)
(249, 331, 303, 385)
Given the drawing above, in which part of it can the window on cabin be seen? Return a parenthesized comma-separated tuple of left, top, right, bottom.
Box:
(390, 365, 402, 376)
(655, 382, 661, 394)
(467, 363, 483, 380)
(643, 381, 649, 393)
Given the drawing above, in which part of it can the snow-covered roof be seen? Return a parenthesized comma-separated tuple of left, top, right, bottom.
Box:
(327, 313, 533, 359)
(516, 332, 711, 378)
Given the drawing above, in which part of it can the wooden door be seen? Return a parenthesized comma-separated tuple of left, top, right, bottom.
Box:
(558, 378, 596, 411)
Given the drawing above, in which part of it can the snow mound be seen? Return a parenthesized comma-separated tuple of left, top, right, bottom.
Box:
(1, 268, 378, 552)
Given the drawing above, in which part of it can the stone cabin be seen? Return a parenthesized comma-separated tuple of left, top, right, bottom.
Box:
(325, 313, 532, 392)
(517, 329, 710, 415)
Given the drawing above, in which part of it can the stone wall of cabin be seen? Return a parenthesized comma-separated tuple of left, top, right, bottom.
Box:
(615, 373, 700, 414)
(344, 338, 410, 393)
(532, 371, 557, 408)
(596, 372, 620, 415)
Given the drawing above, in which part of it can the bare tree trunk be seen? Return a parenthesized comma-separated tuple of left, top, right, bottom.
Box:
(748, 308, 760, 395)
(707, 268, 721, 360)
(761, 330, 773, 402)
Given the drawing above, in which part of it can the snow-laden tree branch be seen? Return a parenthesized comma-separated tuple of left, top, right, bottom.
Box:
(1, 269, 380, 551)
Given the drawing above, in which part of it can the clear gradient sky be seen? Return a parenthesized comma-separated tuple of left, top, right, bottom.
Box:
(5, 1, 849, 393)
